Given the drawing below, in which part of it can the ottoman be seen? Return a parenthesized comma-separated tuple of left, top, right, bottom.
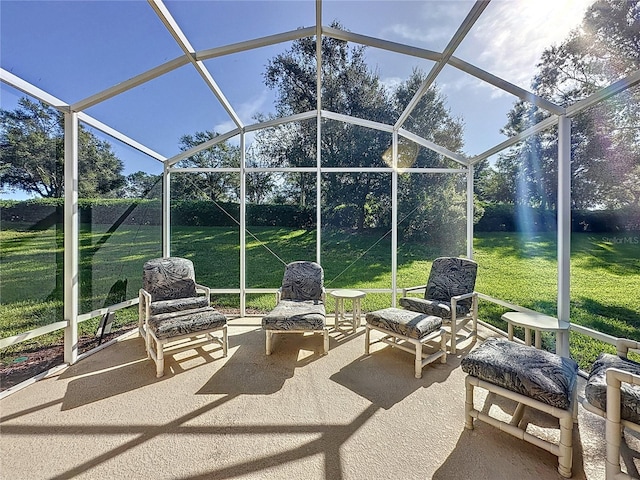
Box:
(461, 337, 578, 478)
(365, 307, 447, 378)
(147, 306, 228, 378)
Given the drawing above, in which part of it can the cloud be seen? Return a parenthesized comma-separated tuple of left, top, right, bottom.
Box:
(385, 23, 452, 45)
(213, 89, 271, 135)
(464, 0, 592, 88)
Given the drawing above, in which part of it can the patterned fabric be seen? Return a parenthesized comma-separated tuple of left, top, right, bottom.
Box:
(399, 257, 477, 320)
(262, 300, 326, 330)
(424, 257, 477, 310)
(461, 337, 578, 410)
(366, 307, 443, 340)
(148, 307, 227, 340)
(150, 296, 210, 316)
(280, 261, 324, 301)
(398, 297, 467, 321)
(143, 257, 198, 302)
(585, 353, 640, 424)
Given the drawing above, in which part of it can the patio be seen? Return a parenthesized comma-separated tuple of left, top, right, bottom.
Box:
(0, 319, 631, 480)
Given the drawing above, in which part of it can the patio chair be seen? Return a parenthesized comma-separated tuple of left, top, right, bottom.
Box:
(139, 257, 227, 377)
(261, 261, 329, 355)
(399, 256, 478, 354)
(583, 339, 640, 479)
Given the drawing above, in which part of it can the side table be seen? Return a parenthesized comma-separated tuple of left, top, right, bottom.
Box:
(329, 289, 366, 333)
(502, 311, 570, 357)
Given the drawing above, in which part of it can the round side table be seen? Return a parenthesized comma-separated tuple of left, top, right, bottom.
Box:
(329, 289, 366, 333)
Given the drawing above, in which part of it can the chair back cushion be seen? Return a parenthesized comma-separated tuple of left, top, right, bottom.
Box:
(425, 257, 477, 310)
(280, 261, 324, 301)
(143, 257, 197, 302)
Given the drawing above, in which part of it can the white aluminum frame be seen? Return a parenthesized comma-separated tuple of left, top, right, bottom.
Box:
(1, 0, 638, 364)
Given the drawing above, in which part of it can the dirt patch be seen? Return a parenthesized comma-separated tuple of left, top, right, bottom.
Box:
(0, 328, 133, 392)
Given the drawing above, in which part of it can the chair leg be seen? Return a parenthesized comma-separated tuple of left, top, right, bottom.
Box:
(415, 342, 422, 379)
(464, 376, 474, 430)
(365, 325, 371, 355)
(222, 325, 228, 357)
(557, 415, 573, 478)
(156, 339, 165, 378)
(450, 320, 458, 354)
(265, 330, 272, 355)
(323, 328, 329, 354)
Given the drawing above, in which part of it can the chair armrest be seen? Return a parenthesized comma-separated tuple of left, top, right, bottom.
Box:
(451, 291, 477, 302)
(139, 288, 152, 336)
(194, 283, 211, 305)
(276, 288, 282, 303)
(139, 288, 152, 318)
(401, 284, 427, 296)
(616, 338, 640, 359)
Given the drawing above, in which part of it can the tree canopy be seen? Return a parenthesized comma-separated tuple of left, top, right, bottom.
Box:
(479, 0, 640, 210)
(260, 22, 466, 245)
(0, 98, 124, 198)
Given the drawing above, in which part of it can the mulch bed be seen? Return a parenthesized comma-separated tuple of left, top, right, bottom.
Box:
(0, 328, 132, 392)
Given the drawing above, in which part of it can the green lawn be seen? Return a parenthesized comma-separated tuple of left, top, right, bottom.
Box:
(1, 224, 639, 369)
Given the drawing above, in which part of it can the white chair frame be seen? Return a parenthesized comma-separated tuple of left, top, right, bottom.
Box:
(401, 285, 478, 354)
(582, 339, 640, 480)
(365, 322, 447, 379)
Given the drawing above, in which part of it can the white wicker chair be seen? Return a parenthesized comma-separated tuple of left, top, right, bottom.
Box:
(139, 257, 227, 377)
(399, 257, 478, 354)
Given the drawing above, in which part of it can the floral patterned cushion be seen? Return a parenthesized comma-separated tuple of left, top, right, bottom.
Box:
(461, 337, 578, 410)
(148, 307, 227, 340)
(150, 295, 210, 316)
(262, 300, 326, 330)
(585, 353, 640, 424)
(143, 257, 198, 302)
(366, 307, 443, 340)
(280, 261, 324, 301)
(398, 297, 468, 320)
(424, 257, 477, 310)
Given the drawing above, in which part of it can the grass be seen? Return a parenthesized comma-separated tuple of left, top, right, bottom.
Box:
(1, 223, 639, 370)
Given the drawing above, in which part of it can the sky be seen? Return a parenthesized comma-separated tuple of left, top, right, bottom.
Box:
(1, 0, 594, 199)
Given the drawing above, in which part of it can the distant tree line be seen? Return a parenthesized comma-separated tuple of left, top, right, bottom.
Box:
(2, 2, 638, 243)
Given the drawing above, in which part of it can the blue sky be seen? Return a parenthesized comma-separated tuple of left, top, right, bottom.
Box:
(1, 0, 592, 198)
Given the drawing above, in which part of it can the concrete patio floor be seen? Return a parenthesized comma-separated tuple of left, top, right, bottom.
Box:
(1, 318, 638, 480)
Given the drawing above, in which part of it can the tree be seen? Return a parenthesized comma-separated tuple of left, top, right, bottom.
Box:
(119, 171, 162, 199)
(170, 131, 241, 202)
(487, 0, 640, 209)
(261, 23, 464, 237)
(0, 98, 125, 198)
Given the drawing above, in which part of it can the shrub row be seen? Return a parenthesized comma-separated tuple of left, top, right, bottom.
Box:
(2, 199, 637, 232)
(0, 199, 314, 229)
(475, 203, 640, 233)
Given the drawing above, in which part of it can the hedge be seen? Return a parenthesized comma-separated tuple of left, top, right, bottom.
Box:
(0, 199, 314, 229)
(1, 199, 637, 232)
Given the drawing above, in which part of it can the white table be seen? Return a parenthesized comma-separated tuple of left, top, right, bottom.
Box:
(329, 289, 366, 333)
(502, 311, 570, 356)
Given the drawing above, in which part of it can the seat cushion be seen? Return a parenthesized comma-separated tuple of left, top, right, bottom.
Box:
(399, 297, 470, 320)
(148, 307, 227, 340)
(461, 337, 578, 410)
(262, 300, 326, 330)
(150, 295, 209, 316)
(366, 307, 443, 340)
(585, 353, 640, 424)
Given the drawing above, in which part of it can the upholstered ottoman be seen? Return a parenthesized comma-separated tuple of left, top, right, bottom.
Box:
(365, 307, 447, 378)
(147, 306, 228, 378)
(461, 337, 578, 478)
(262, 300, 328, 355)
